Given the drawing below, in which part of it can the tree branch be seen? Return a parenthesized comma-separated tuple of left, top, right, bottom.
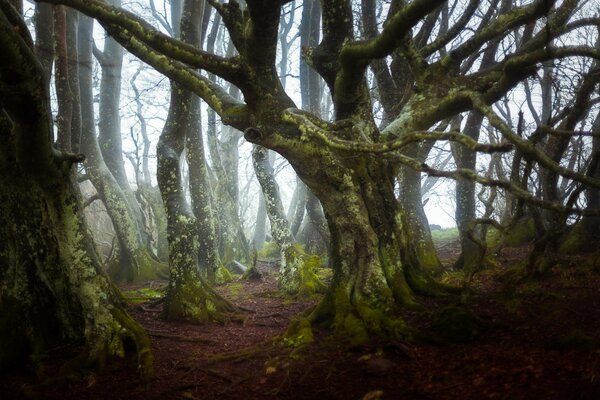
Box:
(440, 0, 557, 69)
(36, 0, 246, 84)
(97, 22, 250, 129)
(282, 108, 513, 155)
(471, 93, 600, 191)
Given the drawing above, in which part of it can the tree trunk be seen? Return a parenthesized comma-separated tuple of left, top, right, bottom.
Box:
(253, 183, 268, 249)
(94, 0, 152, 252)
(79, 15, 165, 283)
(398, 144, 442, 273)
(252, 144, 323, 296)
(159, 0, 235, 322)
(186, 94, 221, 283)
(452, 112, 485, 271)
(287, 153, 445, 345)
(0, 9, 151, 376)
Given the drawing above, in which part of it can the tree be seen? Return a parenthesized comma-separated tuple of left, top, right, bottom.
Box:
(78, 12, 166, 283)
(38, 0, 600, 343)
(158, 0, 236, 322)
(0, 1, 151, 376)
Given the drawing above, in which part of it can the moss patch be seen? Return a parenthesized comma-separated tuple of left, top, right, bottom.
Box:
(257, 241, 280, 260)
(284, 317, 315, 347)
(502, 217, 535, 246)
(215, 265, 234, 285)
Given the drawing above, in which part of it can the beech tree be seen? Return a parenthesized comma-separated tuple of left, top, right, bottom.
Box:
(27, 0, 600, 344)
(0, 1, 152, 375)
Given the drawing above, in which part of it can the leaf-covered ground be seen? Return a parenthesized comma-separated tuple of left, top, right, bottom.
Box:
(2, 240, 600, 400)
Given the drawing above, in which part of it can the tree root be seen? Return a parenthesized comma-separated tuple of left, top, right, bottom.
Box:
(146, 330, 217, 344)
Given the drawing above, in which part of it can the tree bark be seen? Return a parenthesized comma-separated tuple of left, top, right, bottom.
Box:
(79, 15, 165, 283)
(252, 144, 323, 296)
(0, 7, 152, 376)
(159, 0, 235, 322)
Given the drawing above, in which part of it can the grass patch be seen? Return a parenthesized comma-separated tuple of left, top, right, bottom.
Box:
(431, 227, 459, 242)
(122, 286, 165, 303)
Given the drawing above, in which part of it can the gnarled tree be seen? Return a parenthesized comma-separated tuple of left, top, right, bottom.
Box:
(40, 0, 600, 343)
(0, 1, 151, 377)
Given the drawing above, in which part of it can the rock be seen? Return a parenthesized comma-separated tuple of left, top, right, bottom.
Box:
(226, 260, 247, 274)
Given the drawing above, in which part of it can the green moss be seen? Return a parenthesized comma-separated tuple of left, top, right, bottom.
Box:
(547, 330, 597, 351)
(416, 240, 443, 274)
(502, 217, 535, 246)
(278, 244, 326, 298)
(123, 286, 164, 303)
(315, 267, 333, 286)
(215, 265, 234, 284)
(430, 306, 483, 343)
(257, 241, 280, 259)
(226, 282, 244, 297)
(284, 317, 315, 347)
(439, 270, 467, 286)
(342, 314, 370, 345)
(107, 248, 168, 284)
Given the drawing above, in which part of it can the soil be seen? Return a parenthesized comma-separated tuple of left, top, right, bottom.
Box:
(2, 243, 600, 400)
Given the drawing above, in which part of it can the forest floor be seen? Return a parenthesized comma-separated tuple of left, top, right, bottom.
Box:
(2, 238, 600, 400)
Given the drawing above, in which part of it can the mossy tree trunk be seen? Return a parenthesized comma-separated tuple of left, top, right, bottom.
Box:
(159, 0, 235, 322)
(560, 114, 600, 253)
(252, 144, 324, 296)
(78, 15, 165, 283)
(277, 145, 447, 344)
(398, 149, 443, 273)
(93, 0, 154, 256)
(186, 89, 220, 283)
(0, 7, 151, 376)
(452, 112, 485, 270)
(253, 190, 267, 249)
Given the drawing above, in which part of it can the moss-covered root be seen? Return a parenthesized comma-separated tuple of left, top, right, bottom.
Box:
(405, 262, 462, 297)
(286, 289, 413, 347)
(278, 244, 326, 298)
(110, 308, 154, 381)
(59, 284, 154, 381)
(501, 216, 535, 246)
(162, 278, 238, 324)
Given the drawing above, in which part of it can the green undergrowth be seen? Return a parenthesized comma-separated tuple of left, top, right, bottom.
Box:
(215, 265, 234, 284)
(257, 241, 280, 260)
(224, 282, 245, 298)
(431, 227, 459, 242)
(122, 286, 165, 303)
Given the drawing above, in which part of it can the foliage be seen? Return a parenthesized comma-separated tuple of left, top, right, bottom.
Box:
(431, 227, 459, 242)
(257, 241, 280, 260)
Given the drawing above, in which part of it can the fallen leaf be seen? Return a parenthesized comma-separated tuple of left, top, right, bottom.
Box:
(362, 390, 384, 400)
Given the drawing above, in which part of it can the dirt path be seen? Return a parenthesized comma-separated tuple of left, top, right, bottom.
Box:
(2, 256, 600, 399)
